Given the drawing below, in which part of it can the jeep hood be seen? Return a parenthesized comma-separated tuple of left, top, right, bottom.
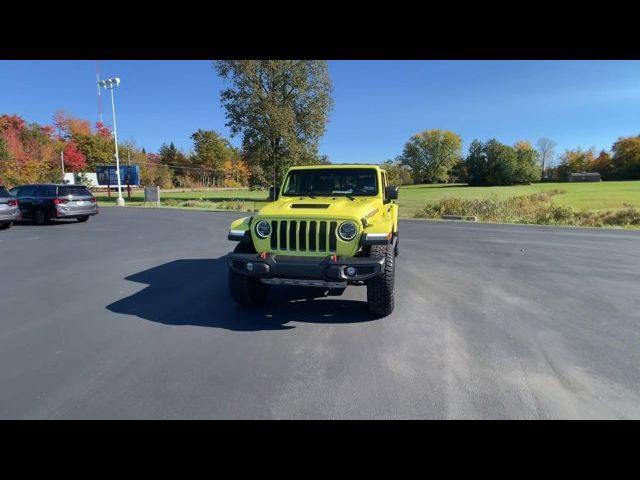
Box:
(257, 196, 379, 220)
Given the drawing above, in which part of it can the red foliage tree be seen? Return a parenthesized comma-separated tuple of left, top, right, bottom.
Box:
(95, 122, 112, 139)
(62, 141, 87, 172)
(0, 115, 28, 167)
(0, 114, 26, 132)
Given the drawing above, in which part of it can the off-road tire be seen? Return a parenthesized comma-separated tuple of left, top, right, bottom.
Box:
(366, 243, 395, 317)
(77, 216, 89, 223)
(228, 241, 269, 306)
(0, 222, 11, 230)
(34, 209, 49, 225)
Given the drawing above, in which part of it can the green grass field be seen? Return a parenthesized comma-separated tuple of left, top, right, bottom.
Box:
(399, 181, 640, 217)
(96, 181, 640, 220)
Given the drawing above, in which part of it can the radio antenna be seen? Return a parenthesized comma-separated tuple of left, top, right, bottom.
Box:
(96, 60, 103, 124)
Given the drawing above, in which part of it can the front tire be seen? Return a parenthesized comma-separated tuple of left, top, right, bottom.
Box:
(0, 222, 11, 230)
(77, 216, 89, 223)
(366, 243, 395, 317)
(228, 242, 269, 306)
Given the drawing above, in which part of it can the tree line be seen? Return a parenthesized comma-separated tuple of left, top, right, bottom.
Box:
(0, 112, 256, 189)
(381, 130, 640, 187)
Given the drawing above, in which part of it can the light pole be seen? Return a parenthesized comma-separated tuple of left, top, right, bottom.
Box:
(98, 77, 125, 206)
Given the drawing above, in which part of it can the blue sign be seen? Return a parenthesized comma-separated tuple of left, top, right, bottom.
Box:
(96, 165, 140, 186)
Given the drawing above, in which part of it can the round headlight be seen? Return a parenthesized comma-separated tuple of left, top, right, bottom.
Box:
(338, 221, 358, 241)
(255, 220, 271, 238)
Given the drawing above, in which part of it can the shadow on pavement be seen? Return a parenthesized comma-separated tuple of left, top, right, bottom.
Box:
(106, 257, 376, 331)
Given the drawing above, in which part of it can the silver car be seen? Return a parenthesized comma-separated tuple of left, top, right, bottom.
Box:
(10, 184, 98, 225)
(0, 186, 21, 229)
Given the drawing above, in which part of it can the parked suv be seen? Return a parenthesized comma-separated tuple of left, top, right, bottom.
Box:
(0, 186, 20, 229)
(10, 184, 98, 225)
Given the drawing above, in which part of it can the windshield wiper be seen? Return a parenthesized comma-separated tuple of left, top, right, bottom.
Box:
(331, 191, 355, 200)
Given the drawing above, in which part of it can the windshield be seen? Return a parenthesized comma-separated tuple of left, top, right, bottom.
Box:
(282, 168, 378, 197)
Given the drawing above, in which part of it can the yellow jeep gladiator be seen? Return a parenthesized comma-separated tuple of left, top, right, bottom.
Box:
(227, 164, 399, 316)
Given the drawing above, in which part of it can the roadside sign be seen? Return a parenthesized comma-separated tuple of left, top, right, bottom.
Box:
(96, 165, 140, 187)
(144, 186, 160, 205)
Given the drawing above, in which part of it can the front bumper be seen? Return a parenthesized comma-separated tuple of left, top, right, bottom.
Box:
(227, 253, 385, 285)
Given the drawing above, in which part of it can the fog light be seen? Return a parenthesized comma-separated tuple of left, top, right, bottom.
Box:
(246, 262, 254, 272)
(345, 266, 357, 276)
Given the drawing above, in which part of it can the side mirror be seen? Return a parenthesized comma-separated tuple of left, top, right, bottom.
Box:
(386, 185, 399, 200)
(268, 186, 280, 201)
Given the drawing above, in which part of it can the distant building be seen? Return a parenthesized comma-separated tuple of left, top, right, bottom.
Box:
(63, 172, 99, 187)
(569, 172, 601, 182)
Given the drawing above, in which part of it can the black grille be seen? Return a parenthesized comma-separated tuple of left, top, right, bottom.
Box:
(319, 222, 327, 251)
(265, 220, 338, 253)
(299, 221, 307, 250)
(279, 221, 287, 250)
(289, 221, 297, 250)
(309, 221, 317, 251)
(270, 221, 278, 249)
(329, 221, 337, 251)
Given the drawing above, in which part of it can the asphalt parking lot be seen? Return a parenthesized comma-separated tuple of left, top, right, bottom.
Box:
(1, 207, 639, 419)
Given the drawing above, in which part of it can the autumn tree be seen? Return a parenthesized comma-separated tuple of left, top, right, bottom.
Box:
(611, 135, 640, 180)
(0, 115, 62, 184)
(592, 150, 614, 179)
(399, 129, 462, 184)
(158, 142, 181, 164)
(68, 121, 114, 169)
(62, 141, 87, 172)
(53, 110, 91, 138)
(214, 60, 333, 189)
(557, 148, 597, 179)
(536, 137, 557, 181)
(513, 140, 540, 184)
(157, 141, 192, 186)
(0, 138, 8, 162)
(295, 150, 331, 166)
(189, 129, 236, 186)
(381, 159, 412, 186)
(191, 130, 232, 170)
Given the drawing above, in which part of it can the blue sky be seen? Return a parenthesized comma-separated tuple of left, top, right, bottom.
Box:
(1, 60, 639, 165)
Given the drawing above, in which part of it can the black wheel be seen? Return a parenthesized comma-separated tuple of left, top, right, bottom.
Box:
(77, 216, 89, 223)
(366, 243, 395, 317)
(34, 209, 49, 225)
(228, 242, 269, 306)
(0, 222, 11, 230)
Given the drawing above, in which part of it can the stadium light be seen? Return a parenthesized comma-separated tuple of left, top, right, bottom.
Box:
(98, 77, 125, 206)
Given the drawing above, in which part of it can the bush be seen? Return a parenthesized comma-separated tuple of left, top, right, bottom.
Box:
(155, 198, 257, 212)
(414, 190, 640, 228)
